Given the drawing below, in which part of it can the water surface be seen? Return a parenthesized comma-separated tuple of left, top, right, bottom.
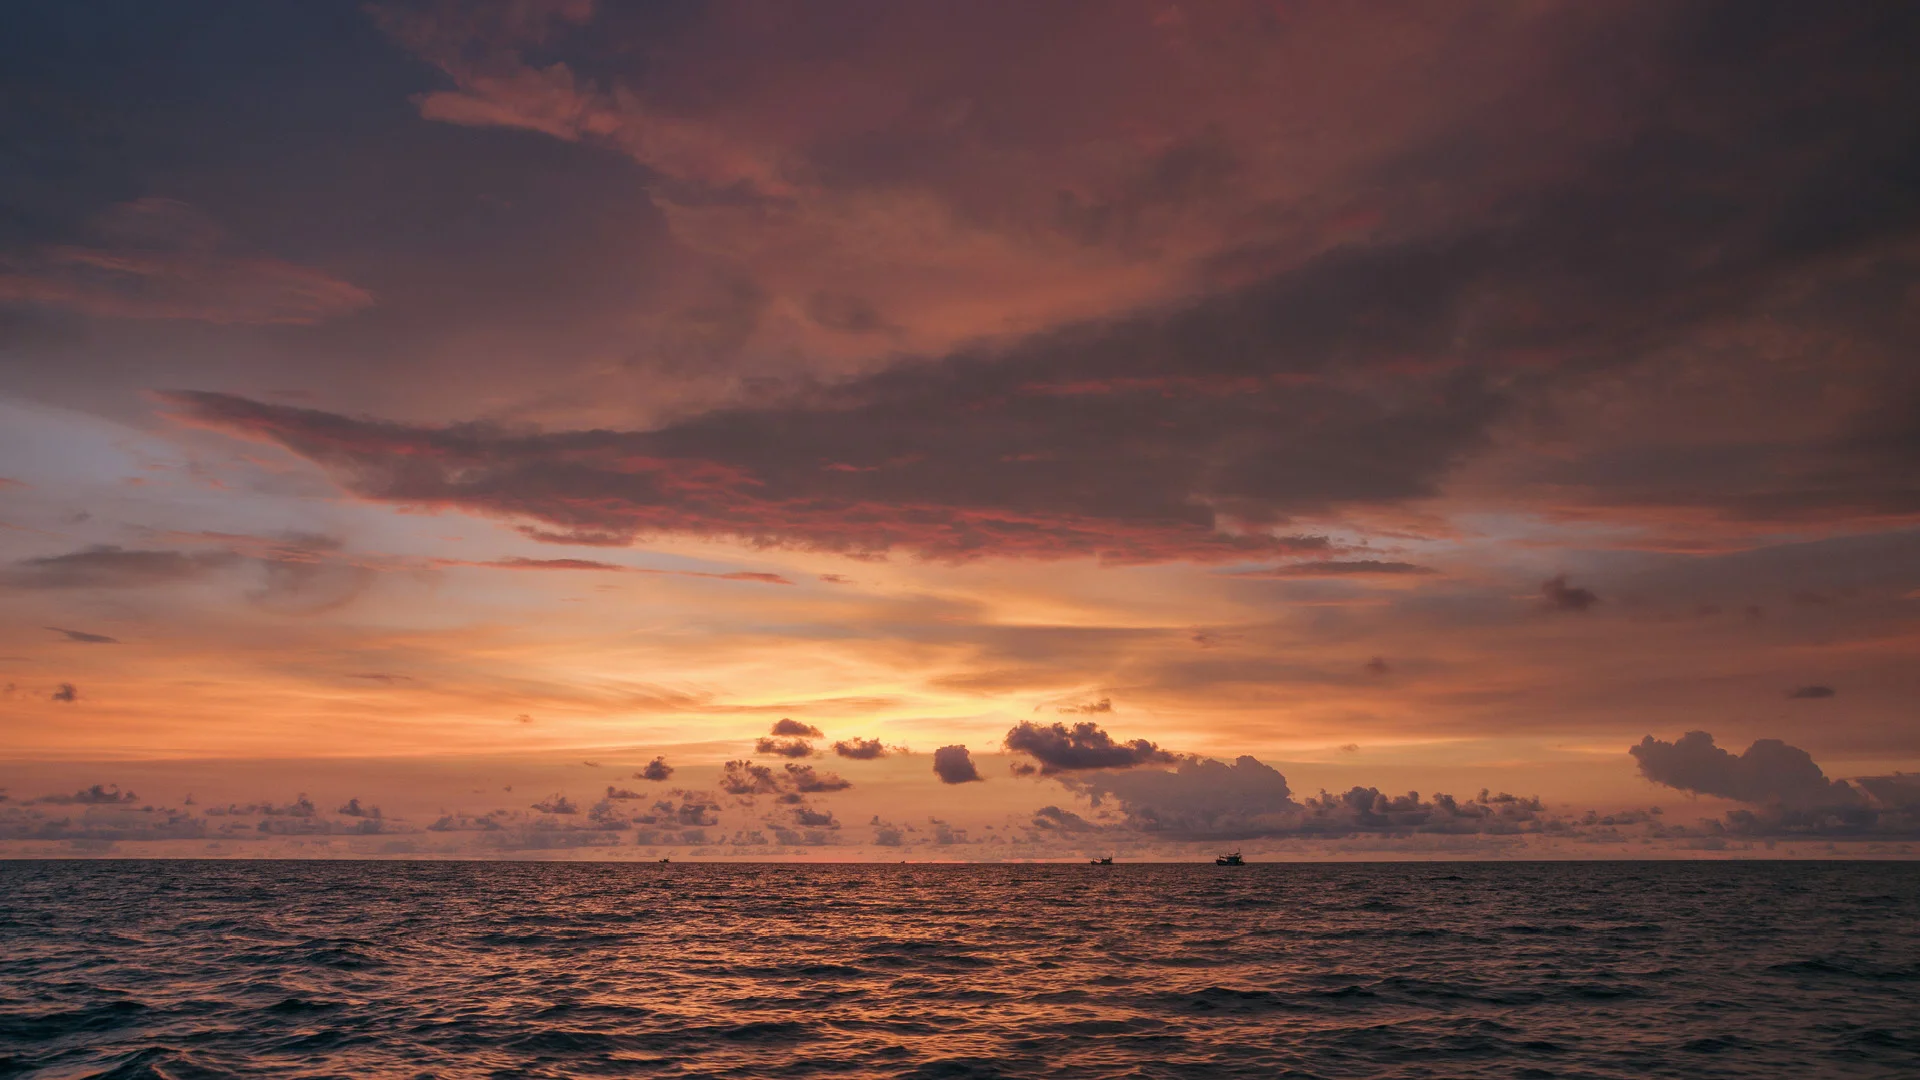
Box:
(2, 860, 1917, 1078)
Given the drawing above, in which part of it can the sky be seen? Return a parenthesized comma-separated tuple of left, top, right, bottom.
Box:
(1, 0, 1917, 860)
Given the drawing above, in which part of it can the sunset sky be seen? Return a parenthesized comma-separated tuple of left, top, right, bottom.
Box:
(2, 0, 1916, 859)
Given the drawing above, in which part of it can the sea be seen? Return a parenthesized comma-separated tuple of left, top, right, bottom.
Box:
(1, 861, 1916, 1079)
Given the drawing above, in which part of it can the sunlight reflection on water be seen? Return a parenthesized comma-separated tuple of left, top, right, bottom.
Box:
(2, 861, 1917, 1078)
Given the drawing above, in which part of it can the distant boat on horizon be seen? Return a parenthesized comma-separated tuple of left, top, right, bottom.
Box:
(1091, 855, 1113, 865)
(1215, 852, 1244, 866)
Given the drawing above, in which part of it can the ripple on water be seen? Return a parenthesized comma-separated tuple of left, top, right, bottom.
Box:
(0, 861, 1916, 1079)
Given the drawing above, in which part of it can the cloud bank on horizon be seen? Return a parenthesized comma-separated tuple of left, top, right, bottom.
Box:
(1, 0, 1918, 857)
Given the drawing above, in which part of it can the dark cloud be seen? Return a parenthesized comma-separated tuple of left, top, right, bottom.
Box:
(604, 785, 644, 800)
(769, 718, 823, 738)
(530, 793, 579, 814)
(718, 759, 781, 796)
(932, 745, 982, 784)
(1786, 685, 1837, 700)
(335, 798, 380, 818)
(783, 763, 852, 793)
(200, 795, 317, 818)
(1062, 756, 1297, 839)
(33, 784, 138, 806)
(1363, 657, 1391, 676)
(1229, 560, 1436, 578)
(1540, 575, 1600, 613)
(427, 812, 507, 832)
(792, 806, 839, 828)
(46, 627, 119, 644)
(754, 736, 815, 758)
(1060, 755, 1554, 840)
(1003, 721, 1175, 774)
(3, 546, 236, 589)
(637, 796, 720, 828)
(1055, 698, 1112, 715)
(1630, 731, 1860, 808)
(51, 682, 77, 703)
(636, 756, 674, 782)
(831, 737, 890, 760)
(1030, 805, 1097, 832)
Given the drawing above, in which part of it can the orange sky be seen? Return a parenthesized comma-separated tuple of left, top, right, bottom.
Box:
(2, 1, 1917, 859)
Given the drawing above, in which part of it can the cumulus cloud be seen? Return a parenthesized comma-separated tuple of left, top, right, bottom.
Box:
(718, 759, 781, 797)
(530, 793, 579, 814)
(604, 785, 645, 800)
(831, 737, 891, 760)
(1540, 574, 1600, 612)
(783, 764, 851, 793)
(792, 806, 839, 828)
(1061, 756, 1297, 839)
(1055, 755, 1554, 841)
(51, 683, 78, 703)
(336, 798, 381, 818)
(769, 718, 823, 738)
(754, 736, 815, 758)
(636, 756, 674, 781)
(932, 745, 983, 785)
(1003, 721, 1175, 775)
(1630, 731, 1860, 809)
(34, 784, 138, 806)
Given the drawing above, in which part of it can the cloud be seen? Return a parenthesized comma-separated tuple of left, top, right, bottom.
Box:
(1228, 560, 1436, 578)
(436, 556, 793, 584)
(1629, 731, 1860, 809)
(754, 736, 815, 758)
(336, 798, 381, 818)
(3, 546, 237, 589)
(1003, 721, 1175, 775)
(769, 718, 823, 738)
(636, 756, 674, 782)
(932, 745, 983, 785)
(1062, 756, 1297, 839)
(33, 784, 138, 806)
(1055, 698, 1112, 715)
(1363, 657, 1391, 676)
(530, 793, 579, 814)
(1058, 755, 1555, 841)
(831, 737, 890, 760)
(45, 627, 120, 644)
(718, 759, 781, 796)
(792, 806, 839, 829)
(634, 794, 721, 828)
(782, 763, 851, 793)
(1030, 805, 1097, 833)
(0, 199, 371, 325)
(51, 683, 77, 703)
(604, 785, 645, 800)
(1540, 574, 1600, 613)
(1786, 685, 1837, 700)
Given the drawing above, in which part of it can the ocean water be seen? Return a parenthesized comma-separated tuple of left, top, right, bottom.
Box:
(1, 861, 1916, 1079)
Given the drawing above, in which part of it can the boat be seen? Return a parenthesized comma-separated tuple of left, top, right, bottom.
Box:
(1090, 855, 1113, 865)
(1215, 852, 1244, 866)
(658, 857, 670, 863)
